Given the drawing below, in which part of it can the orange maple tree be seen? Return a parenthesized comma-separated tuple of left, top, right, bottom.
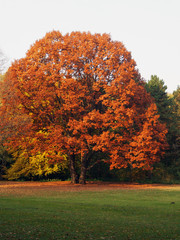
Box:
(0, 31, 168, 183)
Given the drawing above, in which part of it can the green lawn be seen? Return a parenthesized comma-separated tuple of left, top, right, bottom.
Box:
(0, 187, 180, 240)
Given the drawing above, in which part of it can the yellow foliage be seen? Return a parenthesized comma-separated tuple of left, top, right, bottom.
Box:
(5, 150, 68, 180)
(29, 151, 67, 176)
(24, 92, 30, 97)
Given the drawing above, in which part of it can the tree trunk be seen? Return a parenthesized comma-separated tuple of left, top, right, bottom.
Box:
(69, 154, 78, 184)
(79, 152, 87, 184)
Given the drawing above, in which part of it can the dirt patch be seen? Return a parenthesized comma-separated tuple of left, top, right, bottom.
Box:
(0, 181, 179, 196)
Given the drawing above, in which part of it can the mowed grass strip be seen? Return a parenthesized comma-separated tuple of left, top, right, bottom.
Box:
(0, 185, 179, 240)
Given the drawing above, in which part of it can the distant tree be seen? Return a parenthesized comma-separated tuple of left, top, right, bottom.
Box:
(145, 75, 173, 125)
(171, 86, 180, 178)
(0, 49, 7, 74)
(0, 145, 12, 180)
(173, 86, 180, 119)
(146, 76, 179, 168)
(0, 31, 168, 184)
(0, 51, 12, 179)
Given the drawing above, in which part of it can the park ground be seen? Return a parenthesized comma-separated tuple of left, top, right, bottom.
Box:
(0, 180, 180, 195)
(0, 181, 180, 240)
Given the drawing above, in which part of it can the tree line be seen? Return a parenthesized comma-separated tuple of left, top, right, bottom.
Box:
(0, 31, 179, 183)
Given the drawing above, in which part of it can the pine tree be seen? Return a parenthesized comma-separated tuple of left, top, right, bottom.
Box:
(146, 76, 179, 170)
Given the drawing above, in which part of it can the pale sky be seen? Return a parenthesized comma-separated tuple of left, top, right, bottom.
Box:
(0, 0, 179, 92)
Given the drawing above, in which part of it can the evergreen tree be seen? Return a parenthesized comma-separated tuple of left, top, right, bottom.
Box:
(171, 86, 180, 179)
(145, 75, 173, 125)
(146, 76, 179, 172)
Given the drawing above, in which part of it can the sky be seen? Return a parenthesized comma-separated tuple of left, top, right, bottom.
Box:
(0, 0, 179, 93)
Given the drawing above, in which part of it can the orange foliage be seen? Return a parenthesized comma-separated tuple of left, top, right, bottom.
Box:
(0, 31, 168, 183)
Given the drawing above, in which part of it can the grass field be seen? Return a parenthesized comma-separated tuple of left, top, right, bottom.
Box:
(0, 182, 180, 240)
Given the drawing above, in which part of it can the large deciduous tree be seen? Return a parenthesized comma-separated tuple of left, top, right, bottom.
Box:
(0, 31, 168, 183)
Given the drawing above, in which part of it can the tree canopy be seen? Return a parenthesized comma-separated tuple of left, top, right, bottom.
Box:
(0, 31, 168, 183)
